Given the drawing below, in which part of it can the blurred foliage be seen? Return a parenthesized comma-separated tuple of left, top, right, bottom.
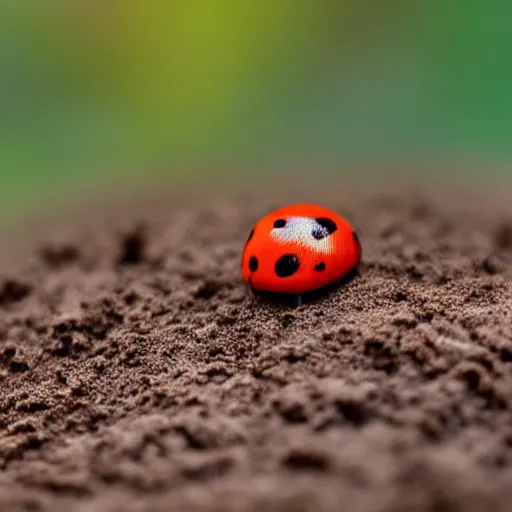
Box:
(0, 1, 511, 218)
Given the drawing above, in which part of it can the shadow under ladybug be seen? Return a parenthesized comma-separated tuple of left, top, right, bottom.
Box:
(247, 265, 361, 308)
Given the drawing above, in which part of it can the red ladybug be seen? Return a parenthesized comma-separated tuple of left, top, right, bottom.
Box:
(242, 204, 361, 295)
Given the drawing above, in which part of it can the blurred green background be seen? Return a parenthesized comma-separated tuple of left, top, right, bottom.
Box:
(1, 1, 511, 221)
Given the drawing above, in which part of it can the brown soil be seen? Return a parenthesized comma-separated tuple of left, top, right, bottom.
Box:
(0, 178, 511, 511)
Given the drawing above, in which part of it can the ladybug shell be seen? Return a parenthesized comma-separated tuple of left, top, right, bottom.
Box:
(242, 203, 361, 295)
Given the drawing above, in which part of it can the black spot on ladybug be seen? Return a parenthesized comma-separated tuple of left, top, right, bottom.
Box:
(275, 254, 300, 278)
(273, 219, 286, 228)
(315, 218, 337, 235)
(314, 261, 326, 272)
(247, 229, 254, 243)
(312, 228, 326, 240)
(249, 256, 259, 272)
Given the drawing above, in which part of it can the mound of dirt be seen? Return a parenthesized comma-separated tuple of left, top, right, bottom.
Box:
(0, 179, 511, 511)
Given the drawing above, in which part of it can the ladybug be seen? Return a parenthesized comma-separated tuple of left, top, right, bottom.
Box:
(242, 203, 361, 296)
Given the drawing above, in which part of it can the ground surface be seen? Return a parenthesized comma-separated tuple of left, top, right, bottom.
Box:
(0, 178, 511, 511)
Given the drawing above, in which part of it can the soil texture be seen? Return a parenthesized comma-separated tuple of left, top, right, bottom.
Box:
(0, 180, 511, 511)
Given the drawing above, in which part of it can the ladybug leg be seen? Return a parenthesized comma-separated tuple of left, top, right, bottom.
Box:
(293, 294, 303, 308)
(245, 283, 255, 298)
